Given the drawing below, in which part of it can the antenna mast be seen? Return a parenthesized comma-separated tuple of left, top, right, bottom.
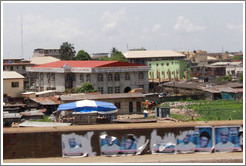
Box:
(21, 14, 23, 58)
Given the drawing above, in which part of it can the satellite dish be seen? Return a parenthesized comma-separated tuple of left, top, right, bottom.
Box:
(9, 61, 12, 63)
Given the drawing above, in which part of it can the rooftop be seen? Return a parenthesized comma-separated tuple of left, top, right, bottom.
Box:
(33, 60, 146, 68)
(29, 56, 60, 65)
(3, 71, 25, 79)
(29, 96, 60, 105)
(60, 93, 144, 101)
(123, 50, 185, 59)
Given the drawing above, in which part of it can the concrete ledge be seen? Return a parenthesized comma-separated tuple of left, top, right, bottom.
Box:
(3, 152, 244, 163)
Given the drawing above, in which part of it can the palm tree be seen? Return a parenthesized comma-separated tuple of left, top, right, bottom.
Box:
(59, 42, 76, 60)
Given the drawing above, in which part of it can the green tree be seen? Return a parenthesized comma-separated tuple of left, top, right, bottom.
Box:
(75, 50, 91, 60)
(110, 47, 118, 56)
(239, 73, 243, 83)
(98, 56, 110, 61)
(232, 55, 243, 60)
(110, 51, 128, 62)
(59, 42, 76, 60)
(223, 75, 232, 82)
(77, 83, 97, 93)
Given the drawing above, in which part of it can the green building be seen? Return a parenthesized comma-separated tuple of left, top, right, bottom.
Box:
(147, 60, 190, 81)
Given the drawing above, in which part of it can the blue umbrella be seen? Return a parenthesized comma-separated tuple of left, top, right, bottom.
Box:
(57, 100, 118, 114)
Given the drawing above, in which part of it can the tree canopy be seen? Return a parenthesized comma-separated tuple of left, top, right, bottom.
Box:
(75, 50, 91, 60)
(77, 83, 97, 93)
(232, 55, 243, 60)
(59, 42, 76, 60)
(98, 47, 128, 62)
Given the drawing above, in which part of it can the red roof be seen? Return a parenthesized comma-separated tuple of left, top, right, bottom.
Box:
(33, 60, 146, 68)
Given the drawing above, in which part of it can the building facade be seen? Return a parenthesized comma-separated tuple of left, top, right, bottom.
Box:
(3, 71, 25, 98)
(147, 60, 190, 81)
(26, 61, 150, 93)
(33, 48, 60, 58)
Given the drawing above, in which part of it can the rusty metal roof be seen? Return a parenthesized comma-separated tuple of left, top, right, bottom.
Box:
(29, 96, 60, 105)
(60, 93, 144, 101)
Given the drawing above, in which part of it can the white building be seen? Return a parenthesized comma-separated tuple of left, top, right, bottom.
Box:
(210, 61, 243, 79)
(26, 60, 150, 93)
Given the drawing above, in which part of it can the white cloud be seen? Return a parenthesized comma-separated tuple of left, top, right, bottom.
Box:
(22, 14, 85, 41)
(174, 16, 206, 33)
(101, 7, 126, 32)
(226, 23, 243, 32)
(152, 24, 161, 32)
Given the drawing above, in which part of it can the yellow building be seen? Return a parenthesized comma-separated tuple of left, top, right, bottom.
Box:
(3, 71, 24, 98)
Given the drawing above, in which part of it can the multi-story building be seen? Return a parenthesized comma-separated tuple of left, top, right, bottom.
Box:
(26, 60, 150, 93)
(124, 50, 186, 64)
(91, 53, 109, 60)
(33, 48, 61, 58)
(3, 58, 35, 90)
(210, 61, 243, 79)
(147, 60, 190, 81)
(124, 50, 189, 81)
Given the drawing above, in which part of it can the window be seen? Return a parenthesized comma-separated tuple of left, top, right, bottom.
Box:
(22, 66, 25, 70)
(11, 82, 19, 88)
(156, 63, 159, 66)
(16, 66, 19, 69)
(137, 102, 142, 113)
(139, 72, 144, 79)
(115, 102, 121, 109)
(161, 63, 164, 66)
(3, 66, 5, 70)
(107, 73, 113, 81)
(107, 87, 113, 94)
(129, 102, 133, 113)
(98, 74, 103, 82)
(139, 85, 144, 89)
(86, 74, 91, 82)
(98, 87, 104, 94)
(80, 74, 84, 82)
(167, 63, 169, 66)
(149, 64, 151, 66)
(114, 73, 120, 81)
(115, 86, 120, 93)
(10, 66, 13, 71)
(125, 73, 130, 80)
(47, 73, 50, 79)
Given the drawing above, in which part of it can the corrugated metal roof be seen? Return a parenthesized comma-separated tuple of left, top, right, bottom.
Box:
(124, 50, 185, 58)
(29, 96, 60, 105)
(3, 71, 25, 79)
(60, 93, 144, 101)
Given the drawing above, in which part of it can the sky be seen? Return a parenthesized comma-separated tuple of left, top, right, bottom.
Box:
(2, 2, 244, 59)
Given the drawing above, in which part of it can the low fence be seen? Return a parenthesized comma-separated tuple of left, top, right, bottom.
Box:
(3, 120, 243, 159)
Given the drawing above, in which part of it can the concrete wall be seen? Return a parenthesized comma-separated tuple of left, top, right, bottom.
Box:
(3, 79, 24, 98)
(3, 120, 242, 159)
